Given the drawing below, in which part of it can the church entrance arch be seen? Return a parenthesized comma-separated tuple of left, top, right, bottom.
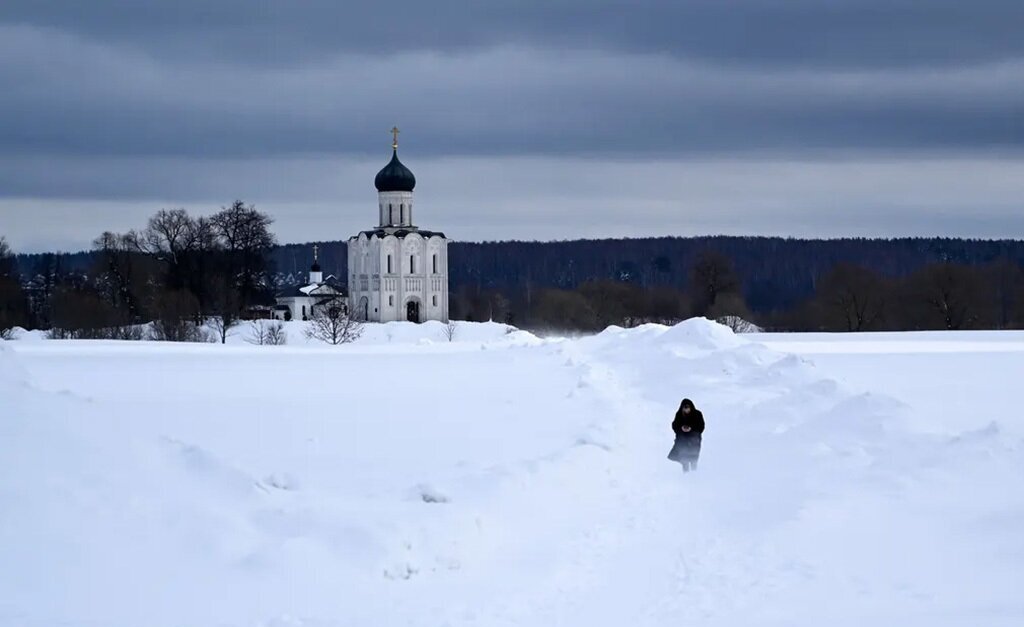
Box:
(405, 298, 421, 323)
(358, 296, 369, 321)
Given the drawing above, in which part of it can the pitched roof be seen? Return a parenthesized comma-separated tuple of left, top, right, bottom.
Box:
(276, 280, 348, 299)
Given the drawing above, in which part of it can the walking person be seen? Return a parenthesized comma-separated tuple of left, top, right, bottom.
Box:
(667, 398, 705, 472)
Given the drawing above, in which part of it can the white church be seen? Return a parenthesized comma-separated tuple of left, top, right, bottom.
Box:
(274, 130, 449, 323)
(272, 245, 347, 321)
(346, 129, 449, 323)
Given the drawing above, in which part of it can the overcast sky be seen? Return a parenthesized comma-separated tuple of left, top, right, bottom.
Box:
(2, 1, 1023, 252)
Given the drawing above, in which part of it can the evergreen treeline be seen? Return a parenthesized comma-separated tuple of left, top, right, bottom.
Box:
(5, 225, 1024, 337)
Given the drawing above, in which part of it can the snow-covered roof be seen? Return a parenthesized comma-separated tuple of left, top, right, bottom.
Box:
(276, 280, 347, 299)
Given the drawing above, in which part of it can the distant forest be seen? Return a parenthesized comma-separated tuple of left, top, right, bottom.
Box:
(19, 236, 1024, 313)
(5, 221, 1024, 335)
(272, 236, 1024, 313)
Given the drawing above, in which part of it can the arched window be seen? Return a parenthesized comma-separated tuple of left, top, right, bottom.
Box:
(389, 295, 394, 306)
(388, 204, 394, 224)
(432, 295, 438, 306)
(432, 254, 438, 274)
(400, 203, 404, 224)
(409, 255, 415, 273)
(387, 254, 392, 273)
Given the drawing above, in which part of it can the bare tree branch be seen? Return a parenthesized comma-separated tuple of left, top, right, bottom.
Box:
(305, 304, 362, 345)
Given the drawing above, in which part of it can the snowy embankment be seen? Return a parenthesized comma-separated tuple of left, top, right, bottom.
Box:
(1, 321, 1022, 626)
(7, 319, 533, 348)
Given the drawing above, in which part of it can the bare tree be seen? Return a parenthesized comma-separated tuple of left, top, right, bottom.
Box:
(266, 321, 286, 346)
(443, 319, 458, 342)
(905, 263, 985, 330)
(137, 209, 226, 316)
(92, 230, 150, 324)
(816, 263, 888, 331)
(212, 201, 276, 310)
(248, 319, 288, 345)
(305, 304, 362, 345)
(265, 320, 288, 345)
(248, 319, 270, 345)
(181, 215, 221, 316)
(141, 209, 192, 263)
(208, 314, 238, 344)
(208, 283, 242, 344)
(690, 250, 740, 316)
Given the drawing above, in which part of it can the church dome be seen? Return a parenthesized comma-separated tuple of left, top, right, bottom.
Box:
(374, 149, 416, 192)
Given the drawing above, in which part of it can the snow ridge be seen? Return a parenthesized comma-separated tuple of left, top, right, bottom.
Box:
(1, 320, 1022, 626)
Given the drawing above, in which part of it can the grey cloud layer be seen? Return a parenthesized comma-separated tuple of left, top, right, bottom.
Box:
(2, 23, 1023, 165)
(4, 157, 1024, 252)
(5, 1, 1024, 68)
(1, 1, 1022, 248)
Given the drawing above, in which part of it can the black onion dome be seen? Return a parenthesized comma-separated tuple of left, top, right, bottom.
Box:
(311, 261, 321, 272)
(374, 149, 416, 192)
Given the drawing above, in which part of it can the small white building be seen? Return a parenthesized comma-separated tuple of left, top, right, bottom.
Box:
(273, 245, 347, 321)
(347, 129, 449, 323)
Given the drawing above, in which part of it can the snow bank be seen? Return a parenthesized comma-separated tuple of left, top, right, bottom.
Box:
(2, 327, 1022, 626)
(591, 317, 746, 353)
(217, 318, 536, 347)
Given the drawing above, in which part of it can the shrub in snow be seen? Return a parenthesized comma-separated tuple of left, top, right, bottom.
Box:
(705, 292, 758, 333)
(247, 320, 287, 345)
(207, 315, 240, 345)
(715, 315, 761, 333)
(148, 320, 210, 343)
(149, 290, 210, 342)
(46, 324, 144, 341)
(443, 319, 458, 342)
(305, 306, 363, 345)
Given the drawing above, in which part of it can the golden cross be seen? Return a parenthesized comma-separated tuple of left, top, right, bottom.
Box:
(391, 126, 400, 149)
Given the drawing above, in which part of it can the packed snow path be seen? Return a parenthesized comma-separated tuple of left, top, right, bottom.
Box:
(2, 321, 1022, 626)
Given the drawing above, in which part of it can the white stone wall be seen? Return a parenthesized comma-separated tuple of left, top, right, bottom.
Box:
(377, 191, 415, 227)
(276, 296, 317, 321)
(347, 231, 448, 323)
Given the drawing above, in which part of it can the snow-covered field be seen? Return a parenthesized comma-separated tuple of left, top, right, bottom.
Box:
(2, 321, 1022, 626)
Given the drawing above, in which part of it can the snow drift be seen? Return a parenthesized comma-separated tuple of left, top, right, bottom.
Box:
(1, 320, 1022, 626)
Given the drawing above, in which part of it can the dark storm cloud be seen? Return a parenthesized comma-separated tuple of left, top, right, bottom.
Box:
(5, 0, 1024, 68)
(1, 1, 1023, 250)
(2, 1, 1024, 163)
(1, 24, 1022, 164)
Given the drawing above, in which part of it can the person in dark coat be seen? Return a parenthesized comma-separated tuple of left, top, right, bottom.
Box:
(667, 398, 705, 472)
